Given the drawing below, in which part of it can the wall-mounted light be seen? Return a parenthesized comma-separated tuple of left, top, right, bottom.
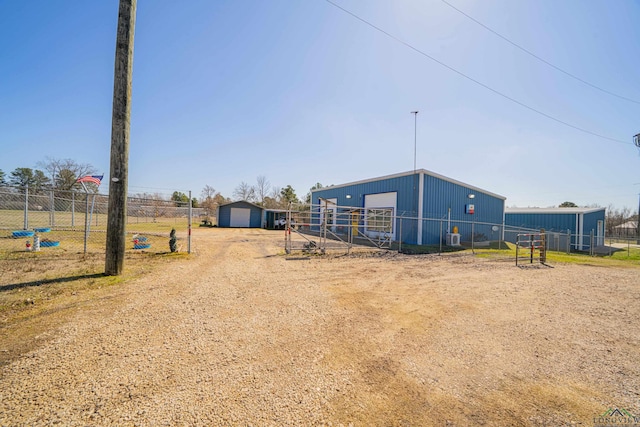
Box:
(346, 194, 352, 199)
(468, 194, 475, 199)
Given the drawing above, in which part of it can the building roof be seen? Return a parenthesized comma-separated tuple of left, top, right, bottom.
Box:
(614, 220, 638, 229)
(505, 207, 605, 215)
(313, 169, 506, 200)
(219, 200, 264, 210)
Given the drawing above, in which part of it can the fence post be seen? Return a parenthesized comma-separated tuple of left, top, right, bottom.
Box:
(23, 185, 29, 230)
(471, 221, 475, 254)
(50, 189, 55, 227)
(439, 218, 443, 255)
(590, 230, 594, 256)
(71, 191, 75, 227)
(530, 234, 534, 264)
(398, 217, 403, 253)
(567, 229, 571, 253)
(84, 192, 89, 254)
(188, 190, 192, 254)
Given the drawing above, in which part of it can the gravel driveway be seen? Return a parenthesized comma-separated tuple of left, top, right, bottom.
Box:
(1, 228, 639, 426)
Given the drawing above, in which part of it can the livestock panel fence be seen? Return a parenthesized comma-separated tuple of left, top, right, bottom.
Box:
(0, 185, 202, 256)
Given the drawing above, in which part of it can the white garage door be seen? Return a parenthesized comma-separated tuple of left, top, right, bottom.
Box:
(230, 207, 251, 227)
(364, 192, 397, 239)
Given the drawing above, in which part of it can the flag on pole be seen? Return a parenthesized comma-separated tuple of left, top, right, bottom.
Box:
(76, 175, 104, 186)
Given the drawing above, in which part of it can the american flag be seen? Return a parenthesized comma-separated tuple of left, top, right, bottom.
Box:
(76, 175, 103, 186)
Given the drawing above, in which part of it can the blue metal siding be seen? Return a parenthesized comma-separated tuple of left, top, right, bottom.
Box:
(421, 175, 505, 244)
(312, 172, 505, 245)
(218, 201, 263, 228)
(505, 213, 576, 233)
(582, 211, 605, 236)
(249, 207, 262, 227)
(423, 175, 506, 222)
(505, 209, 606, 250)
(312, 175, 417, 215)
(218, 206, 231, 227)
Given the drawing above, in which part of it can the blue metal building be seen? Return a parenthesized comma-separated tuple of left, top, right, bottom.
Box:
(217, 201, 264, 228)
(310, 169, 506, 246)
(504, 207, 606, 250)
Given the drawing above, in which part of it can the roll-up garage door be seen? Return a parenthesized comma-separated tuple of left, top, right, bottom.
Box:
(230, 208, 251, 227)
(364, 192, 397, 239)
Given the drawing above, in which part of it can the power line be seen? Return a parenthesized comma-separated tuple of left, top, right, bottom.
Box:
(440, 0, 640, 106)
(323, 0, 633, 146)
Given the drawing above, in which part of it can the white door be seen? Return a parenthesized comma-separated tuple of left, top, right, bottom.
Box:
(597, 220, 604, 246)
(320, 198, 337, 232)
(364, 192, 397, 240)
(230, 208, 251, 227)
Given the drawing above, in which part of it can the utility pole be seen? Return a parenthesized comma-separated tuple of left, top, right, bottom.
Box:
(634, 133, 640, 243)
(637, 192, 640, 244)
(410, 111, 419, 245)
(411, 110, 418, 215)
(105, 0, 137, 275)
(411, 111, 419, 180)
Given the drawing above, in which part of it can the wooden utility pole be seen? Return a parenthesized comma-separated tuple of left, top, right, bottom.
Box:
(105, 0, 136, 275)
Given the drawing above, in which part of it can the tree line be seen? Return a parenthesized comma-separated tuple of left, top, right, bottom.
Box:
(0, 159, 323, 213)
(552, 201, 638, 236)
(2, 160, 636, 232)
(199, 176, 323, 216)
(0, 158, 99, 193)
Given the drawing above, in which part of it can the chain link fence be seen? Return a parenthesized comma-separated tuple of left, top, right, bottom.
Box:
(0, 185, 202, 256)
(280, 203, 619, 258)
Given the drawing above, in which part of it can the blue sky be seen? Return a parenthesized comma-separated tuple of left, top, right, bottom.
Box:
(2, 0, 639, 210)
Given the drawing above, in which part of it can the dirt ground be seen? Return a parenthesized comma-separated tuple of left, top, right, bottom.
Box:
(0, 228, 639, 426)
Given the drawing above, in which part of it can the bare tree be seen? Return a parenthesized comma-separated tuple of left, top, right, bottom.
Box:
(262, 196, 279, 209)
(265, 186, 282, 208)
(606, 204, 632, 236)
(255, 175, 270, 205)
(37, 157, 96, 190)
(270, 186, 281, 201)
(201, 184, 217, 200)
(233, 181, 256, 202)
(200, 184, 221, 215)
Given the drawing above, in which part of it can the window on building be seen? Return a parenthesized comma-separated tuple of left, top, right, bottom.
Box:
(365, 208, 393, 236)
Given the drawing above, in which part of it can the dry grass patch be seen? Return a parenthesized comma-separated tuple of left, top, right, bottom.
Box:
(0, 250, 190, 366)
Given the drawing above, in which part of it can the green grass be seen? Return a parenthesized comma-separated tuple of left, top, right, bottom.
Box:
(473, 241, 640, 268)
(609, 246, 640, 261)
(0, 217, 190, 257)
(1, 208, 189, 231)
(392, 239, 640, 268)
(545, 247, 640, 266)
(126, 219, 190, 233)
(393, 243, 466, 255)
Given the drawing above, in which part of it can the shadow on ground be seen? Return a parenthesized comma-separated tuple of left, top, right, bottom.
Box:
(591, 245, 624, 256)
(0, 273, 105, 292)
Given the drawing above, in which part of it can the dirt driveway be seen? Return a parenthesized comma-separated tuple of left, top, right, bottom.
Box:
(1, 228, 639, 426)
